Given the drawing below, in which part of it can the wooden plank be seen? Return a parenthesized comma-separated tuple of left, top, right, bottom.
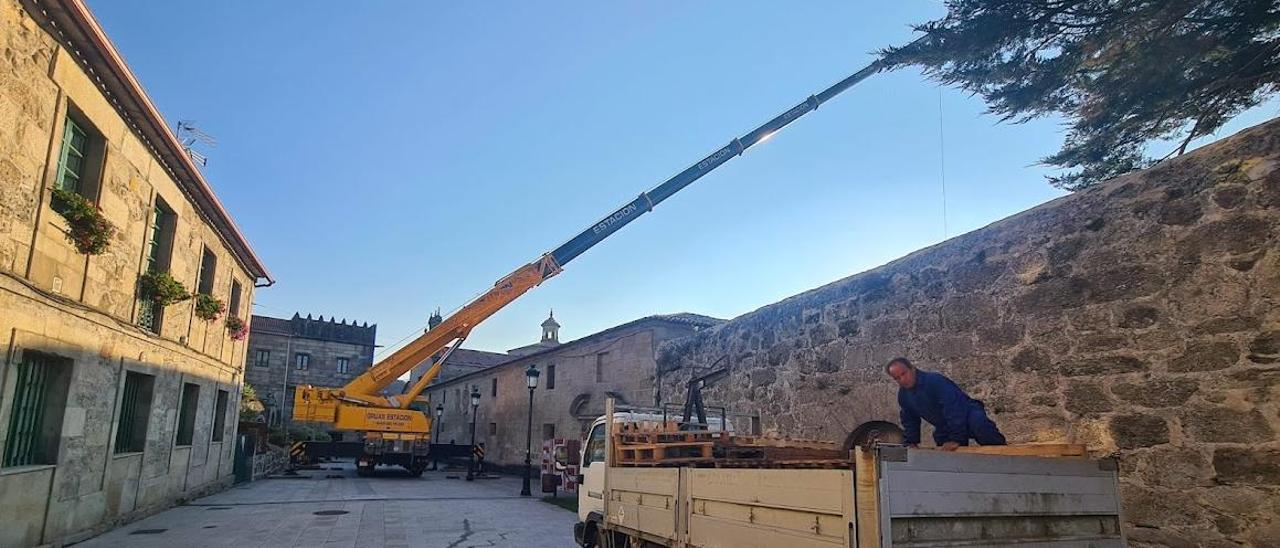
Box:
(853, 448, 882, 548)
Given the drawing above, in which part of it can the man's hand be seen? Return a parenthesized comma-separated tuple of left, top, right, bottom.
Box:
(940, 441, 960, 451)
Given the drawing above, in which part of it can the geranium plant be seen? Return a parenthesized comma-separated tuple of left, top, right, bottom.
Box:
(194, 293, 225, 321)
(51, 188, 115, 255)
(137, 271, 189, 306)
(225, 315, 248, 340)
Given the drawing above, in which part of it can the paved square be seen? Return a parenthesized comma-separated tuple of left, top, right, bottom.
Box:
(79, 465, 578, 548)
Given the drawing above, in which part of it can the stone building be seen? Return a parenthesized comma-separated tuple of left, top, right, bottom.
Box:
(657, 120, 1280, 547)
(243, 313, 376, 429)
(424, 312, 721, 465)
(0, 1, 273, 545)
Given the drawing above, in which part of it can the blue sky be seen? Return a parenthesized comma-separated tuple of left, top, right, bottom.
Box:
(89, 2, 1277, 360)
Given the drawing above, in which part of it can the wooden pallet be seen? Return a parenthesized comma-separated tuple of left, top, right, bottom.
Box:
(617, 441, 714, 464)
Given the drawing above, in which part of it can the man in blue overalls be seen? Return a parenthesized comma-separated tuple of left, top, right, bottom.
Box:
(887, 357, 1006, 450)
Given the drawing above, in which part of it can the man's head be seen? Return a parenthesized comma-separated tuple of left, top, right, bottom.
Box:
(886, 357, 917, 389)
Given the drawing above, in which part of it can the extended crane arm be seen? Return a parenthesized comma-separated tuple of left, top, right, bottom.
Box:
(295, 46, 903, 431)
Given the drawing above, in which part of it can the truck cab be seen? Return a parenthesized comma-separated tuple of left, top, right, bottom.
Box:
(574, 412, 730, 547)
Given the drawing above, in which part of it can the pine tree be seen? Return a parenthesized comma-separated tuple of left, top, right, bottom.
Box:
(882, 0, 1280, 190)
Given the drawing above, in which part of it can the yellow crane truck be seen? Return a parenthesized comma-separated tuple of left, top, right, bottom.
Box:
(290, 42, 912, 476)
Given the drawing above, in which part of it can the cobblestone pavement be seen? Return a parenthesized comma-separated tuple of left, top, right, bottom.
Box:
(78, 464, 578, 547)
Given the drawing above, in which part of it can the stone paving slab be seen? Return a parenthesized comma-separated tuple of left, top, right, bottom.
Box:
(77, 465, 578, 547)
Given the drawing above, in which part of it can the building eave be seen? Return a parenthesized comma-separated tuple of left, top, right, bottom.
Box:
(25, 0, 274, 284)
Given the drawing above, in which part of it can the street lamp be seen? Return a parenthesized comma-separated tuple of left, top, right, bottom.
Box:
(521, 364, 540, 496)
(466, 385, 481, 481)
(432, 403, 444, 471)
(434, 403, 444, 438)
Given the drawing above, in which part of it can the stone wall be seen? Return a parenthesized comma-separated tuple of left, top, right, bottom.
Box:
(426, 317, 712, 466)
(0, 0, 265, 545)
(656, 120, 1280, 547)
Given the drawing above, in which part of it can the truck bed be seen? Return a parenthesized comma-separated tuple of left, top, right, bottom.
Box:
(601, 446, 1124, 547)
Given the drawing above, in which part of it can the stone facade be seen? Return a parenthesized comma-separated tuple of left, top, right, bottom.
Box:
(243, 314, 375, 429)
(0, 1, 271, 546)
(424, 314, 720, 466)
(656, 119, 1280, 547)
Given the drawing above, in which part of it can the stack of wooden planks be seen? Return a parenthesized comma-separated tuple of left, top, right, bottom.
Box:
(611, 421, 1089, 468)
(613, 422, 851, 468)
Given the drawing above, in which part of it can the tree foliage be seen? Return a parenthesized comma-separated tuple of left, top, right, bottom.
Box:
(882, 0, 1280, 190)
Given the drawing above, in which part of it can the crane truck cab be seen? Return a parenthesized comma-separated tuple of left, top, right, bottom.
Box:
(573, 412, 731, 548)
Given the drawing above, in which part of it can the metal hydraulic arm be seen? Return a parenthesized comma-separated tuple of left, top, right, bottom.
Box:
(293, 51, 894, 433)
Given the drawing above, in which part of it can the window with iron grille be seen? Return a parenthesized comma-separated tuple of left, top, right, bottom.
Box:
(138, 199, 176, 333)
(253, 349, 270, 368)
(491, 377, 497, 397)
(294, 353, 310, 370)
(114, 371, 154, 454)
(337, 357, 350, 374)
(211, 390, 228, 442)
(546, 364, 556, 390)
(175, 383, 200, 446)
(489, 422, 497, 436)
(3, 351, 73, 467)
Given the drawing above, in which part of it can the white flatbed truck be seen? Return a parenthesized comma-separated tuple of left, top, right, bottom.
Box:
(573, 409, 1126, 547)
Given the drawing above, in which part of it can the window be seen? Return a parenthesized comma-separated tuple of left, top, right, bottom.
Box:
(114, 371, 154, 453)
(454, 388, 461, 412)
(197, 247, 217, 295)
(546, 364, 556, 390)
(54, 112, 102, 196)
(211, 390, 228, 442)
(337, 357, 350, 374)
(253, 349, 270, 368)
(138, 199, 176, 333)
(3, 351, 73, 467)
(543, 423, 556, 440)
(175, 383, 199, 446)
(489, 422, 497, 436)
(491, 377, 497, 397)
(228, 281, 243, 318)
(596, 352, 609, 383)
(294, 353, 310, 370)
(584, 423, 607, 465)
(441, 389, 446, 404)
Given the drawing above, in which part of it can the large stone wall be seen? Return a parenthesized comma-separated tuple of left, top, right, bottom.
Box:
(1, 1, 264, 545)
(657, 119, 1280, 547)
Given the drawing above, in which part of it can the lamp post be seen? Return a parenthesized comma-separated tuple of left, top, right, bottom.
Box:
(432, 403, 444, 471)
(521, 364, 540, 496)
(434, 403, 444, 440)
(466, 385, 480, 481)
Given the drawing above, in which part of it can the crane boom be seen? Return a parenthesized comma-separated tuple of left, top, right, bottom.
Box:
(294, 52, 892, 432)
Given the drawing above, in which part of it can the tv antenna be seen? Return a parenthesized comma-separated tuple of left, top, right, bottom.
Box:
(175, 120, 217, 167)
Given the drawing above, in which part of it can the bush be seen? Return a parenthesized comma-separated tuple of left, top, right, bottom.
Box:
(138, 271, 189, 306)
(50, 188, 115, 255)
(194, 293, 225, 321)
(268, 425, 334, 446)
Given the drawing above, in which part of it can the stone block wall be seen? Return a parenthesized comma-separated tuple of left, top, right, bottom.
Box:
(0, 1, 266, 544)
(656, 120, 1280, 547)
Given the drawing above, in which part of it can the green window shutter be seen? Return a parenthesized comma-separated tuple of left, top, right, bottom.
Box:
(55, 118, 89, 194)
(114, 374, 141, 453)
(3, 354, 51, 467)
